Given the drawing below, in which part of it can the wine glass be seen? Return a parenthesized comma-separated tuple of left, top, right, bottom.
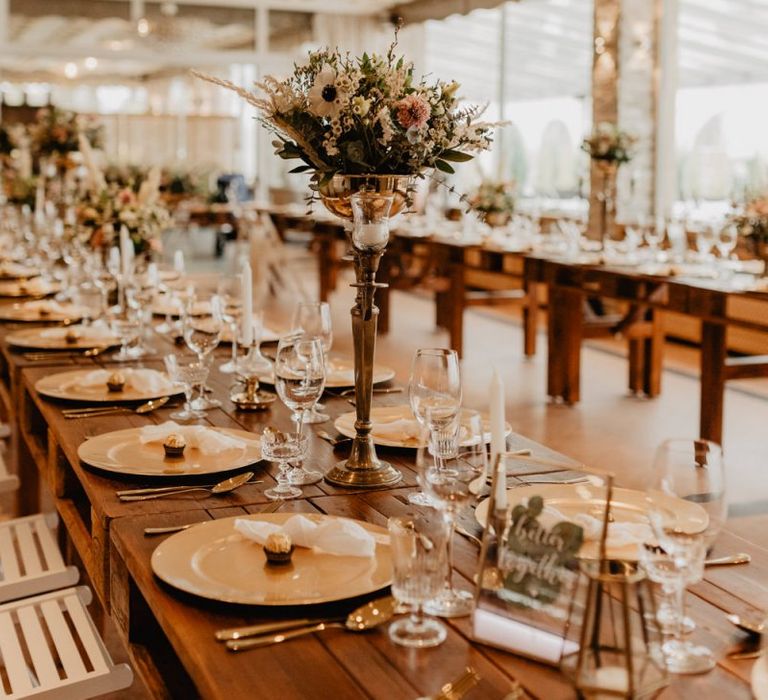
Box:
(694, 223, 716, 261)
(217, 275, 243, 374)
(388, 515, 448, 648)
(164, 355, 207, 422)
(291, 301, 332, 423)
(716, 222, 739, 281)
(644, 220, 666, 260)
(420, 410, 486, 619)
(109, 307, 141, 362)
(183, 293, 223, 410)
(643, 439, 726, 674)
(75, 281, 104, 327)
(124, 282, 154, 358)
(407, 348, 462, 507)
(273, 334, 326, 486)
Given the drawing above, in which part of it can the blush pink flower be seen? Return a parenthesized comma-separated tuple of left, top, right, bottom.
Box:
(394, 94, 431, 130)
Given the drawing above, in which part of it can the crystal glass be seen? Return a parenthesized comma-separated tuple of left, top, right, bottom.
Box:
(183, 293, 223, 410)
(154, 286, 185, 336)
(644, 220, 666, 259)
(164, 355, 207, 422)
(235, 310, 273, 377)
(643, 439, 726, 674)
(109, 308, 141, 362)
(388, 515, 448, 648)
(274, 334, 326, 485)
(262, 433, 308, 501)
(694, 223, 716, 260)
(716, 222, 738, 281)
(407, 348, 462, 507)
(218, 275, 243, 374)
(350, 191, 393, 252)
(124, 282, 154, 358)
(291, 301, 332, 423)
(75, 281, 104, 326)
(421, 410, 486, 619)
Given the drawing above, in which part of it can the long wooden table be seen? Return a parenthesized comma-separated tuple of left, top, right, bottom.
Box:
(2, 304, 766, 699)
(523, 255, 768, 443)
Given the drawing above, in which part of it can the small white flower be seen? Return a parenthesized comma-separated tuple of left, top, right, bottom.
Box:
(308, 67, 348, 119)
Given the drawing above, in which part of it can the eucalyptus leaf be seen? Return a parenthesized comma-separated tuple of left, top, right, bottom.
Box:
(435, 160, 455, 174)
(440, 149, 474, 163)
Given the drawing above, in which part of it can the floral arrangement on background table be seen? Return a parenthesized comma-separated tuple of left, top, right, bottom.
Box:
(75, 184, 169, 254)
(468, 180, 516, 226)
(193, 34, 499, 488)
(581, 122, 636, 249)
(581, 122, 636, 165)
(29, 107, 103, 164)
(733, 194, 768, 265)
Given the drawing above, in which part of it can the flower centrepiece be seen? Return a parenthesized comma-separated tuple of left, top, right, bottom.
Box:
(192, 33, 498, 194)
(469, 181, 516, 223)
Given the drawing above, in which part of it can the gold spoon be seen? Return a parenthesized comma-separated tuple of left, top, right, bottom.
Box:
(64, 396, 172, 418)
(120, 471, 256, 502)
(728, 612, 766, 635)
(224, 596, 399, 650)
(704, 552, 751, 567)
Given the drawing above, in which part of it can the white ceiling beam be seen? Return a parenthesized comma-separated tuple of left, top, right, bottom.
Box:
(100, 0, 400, 15)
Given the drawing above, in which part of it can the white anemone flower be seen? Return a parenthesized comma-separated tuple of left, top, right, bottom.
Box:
(308, 67, 348, 119)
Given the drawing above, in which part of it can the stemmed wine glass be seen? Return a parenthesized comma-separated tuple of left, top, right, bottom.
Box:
(388, 515, 449, 648)
(182, 293, 223, 410)
(217, 275, 243, 374)
(407, 348, 462, 507)
(291, 301, 332, 423)
(109, 306, 141, 362)
(715, 222, 739, 281)
(420, 410, 486, 619)
(273, 334, 326, 486)
(643, 439, 726, 674)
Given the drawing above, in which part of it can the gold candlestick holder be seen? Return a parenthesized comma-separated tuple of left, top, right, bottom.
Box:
(322, 181, 411, 488)
(230, 341, 276, 411)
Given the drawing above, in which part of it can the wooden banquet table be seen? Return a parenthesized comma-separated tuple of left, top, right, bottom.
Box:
(1, 305, 767, 699)
(306, 216, 768, 444)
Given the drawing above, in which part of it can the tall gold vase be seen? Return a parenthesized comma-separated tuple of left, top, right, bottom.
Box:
(319, 174, 414, 487)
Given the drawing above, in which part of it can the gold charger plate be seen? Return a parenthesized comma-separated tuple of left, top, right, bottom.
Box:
(5, 326, 119, 350)
(0, 280, 61, 298)
(0, 303, 84, 322)
(35, 369, 182, 403)
(334, 404, 510, 448)
(151, 513, 392, 605)
(474, 483, 708, 561)
(260, 357, 395, 389)
(78, 426, 262, 477)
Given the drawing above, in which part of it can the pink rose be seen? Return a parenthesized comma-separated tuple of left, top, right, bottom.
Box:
(394, 94, 431, 130)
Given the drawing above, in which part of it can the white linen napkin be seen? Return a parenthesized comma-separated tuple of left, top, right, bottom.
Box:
(139, 421, 256, 455)
(60, 368, 173, 393)
(234, 514, 376, 557)
(372, 417, 423, 442)
(543, 506, 652, 550)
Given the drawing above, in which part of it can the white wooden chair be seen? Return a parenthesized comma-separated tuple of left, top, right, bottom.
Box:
(0, 586, 133, 698)
(0, 514, 78, 604)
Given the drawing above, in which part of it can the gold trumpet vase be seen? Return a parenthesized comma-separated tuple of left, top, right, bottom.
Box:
(319, 174, 413, 487)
